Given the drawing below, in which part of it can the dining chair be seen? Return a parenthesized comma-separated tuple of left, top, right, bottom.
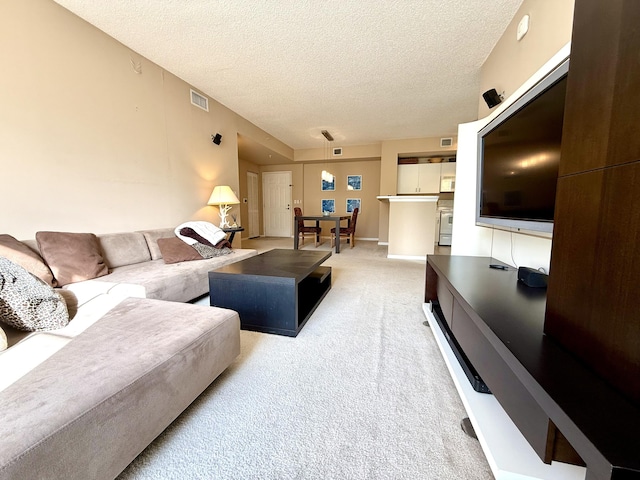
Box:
(294, 207, 322, 247)
(331, 207, 358, 248)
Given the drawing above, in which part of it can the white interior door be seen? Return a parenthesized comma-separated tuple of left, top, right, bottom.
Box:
(262, 171, 292, 237)
(247, 171, 259, 238)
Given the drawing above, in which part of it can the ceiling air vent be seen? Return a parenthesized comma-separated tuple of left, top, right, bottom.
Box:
(440, 137, 453, 148)
(333, 147, 343, 156)
(190, 89, 209, 111)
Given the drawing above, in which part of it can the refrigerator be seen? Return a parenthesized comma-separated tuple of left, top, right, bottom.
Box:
(439, 210, 453, 246)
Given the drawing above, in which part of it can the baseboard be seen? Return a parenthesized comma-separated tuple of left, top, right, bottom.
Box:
(378, 241, 389, 246)
(387, 254, 426, 261)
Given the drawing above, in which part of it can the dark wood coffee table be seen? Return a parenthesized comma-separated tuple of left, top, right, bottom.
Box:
(208, 249, 332, 336)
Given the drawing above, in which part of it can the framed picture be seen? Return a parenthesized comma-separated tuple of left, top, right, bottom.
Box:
(321, 199, 335, 213)
(321, 170, 335, 191)
(346, 198, 361, 213)
(347, 175, 362, 191)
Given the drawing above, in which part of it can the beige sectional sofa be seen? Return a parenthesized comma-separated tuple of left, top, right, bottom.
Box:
(22, 227, 257, 305)
(0, 227, 257, 480)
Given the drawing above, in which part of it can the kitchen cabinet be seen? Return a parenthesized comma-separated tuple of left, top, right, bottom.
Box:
(397, 163, 441, 194)
(440, 162, 456, 192)
(440, 163, 456, 176)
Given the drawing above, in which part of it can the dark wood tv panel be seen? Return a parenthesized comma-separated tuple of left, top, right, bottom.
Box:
(425, 255, 640, 480)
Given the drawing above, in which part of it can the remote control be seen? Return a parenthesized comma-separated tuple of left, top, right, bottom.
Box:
(489, 264, 508, 270)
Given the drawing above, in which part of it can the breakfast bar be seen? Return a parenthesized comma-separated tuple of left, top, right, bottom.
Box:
(377, 195, 439, 259)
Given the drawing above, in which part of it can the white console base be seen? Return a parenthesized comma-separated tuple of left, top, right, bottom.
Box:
(423, 303, 586, 480)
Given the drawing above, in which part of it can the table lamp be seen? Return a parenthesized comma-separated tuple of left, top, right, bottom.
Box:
(208, 185, 240, 228)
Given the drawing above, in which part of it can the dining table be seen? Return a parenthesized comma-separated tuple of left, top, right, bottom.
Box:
(294, 215, 350, 253)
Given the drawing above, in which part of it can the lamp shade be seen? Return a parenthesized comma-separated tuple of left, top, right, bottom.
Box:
(207, 185, 240, 206)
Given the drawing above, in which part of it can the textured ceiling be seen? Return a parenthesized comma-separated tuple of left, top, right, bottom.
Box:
(53, 0, 523, 152)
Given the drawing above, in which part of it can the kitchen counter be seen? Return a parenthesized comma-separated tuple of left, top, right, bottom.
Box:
(377, 195, 439, 259)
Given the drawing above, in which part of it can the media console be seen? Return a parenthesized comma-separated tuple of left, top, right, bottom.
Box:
(424, 255, 640, 480)
(430, 302, 490, 394)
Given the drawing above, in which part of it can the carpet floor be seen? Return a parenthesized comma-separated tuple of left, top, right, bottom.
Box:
(117, 238, 492, 479)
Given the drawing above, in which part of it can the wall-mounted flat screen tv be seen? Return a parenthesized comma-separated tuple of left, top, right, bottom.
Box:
(476, 59, 569, 234)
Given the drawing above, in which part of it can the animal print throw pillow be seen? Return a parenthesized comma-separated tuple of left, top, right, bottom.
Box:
(0, 256, 69, 331)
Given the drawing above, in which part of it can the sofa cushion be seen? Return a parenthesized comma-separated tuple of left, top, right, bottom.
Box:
(0, 257, 69, 331)
(0, 322, 30, 349)
(0, 293, 124, 393)
(98, 232, 151, 268)
(139, 228, 176, 260)
(157, 236, 203, 264)
(0, 332, 71, 391)
(99, 248, 257, 302)
(0, 297, 241, 480)
(36, 231, 108, 286)
(62, 279, 145, 308)
(0, 234, 56, 287)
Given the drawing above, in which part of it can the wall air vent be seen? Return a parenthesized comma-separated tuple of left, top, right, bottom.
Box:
(333, 147, 343, 156)
(440, 137, 453, 148)
(190, 89, 209, 111)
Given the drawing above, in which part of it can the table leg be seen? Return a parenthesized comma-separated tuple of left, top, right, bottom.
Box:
(335, 218, 341, 253)
(294, 219, 299, 250)
(228, 231, 237, 244)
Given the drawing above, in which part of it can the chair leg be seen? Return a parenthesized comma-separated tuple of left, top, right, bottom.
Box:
(331, 233, 335, 247)
(350, 233, 355, 248)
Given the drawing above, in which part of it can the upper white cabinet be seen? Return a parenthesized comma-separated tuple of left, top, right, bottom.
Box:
(440, 162, 456, 192)
(440, 162, 456, 176)
(397, 163, 442, 194)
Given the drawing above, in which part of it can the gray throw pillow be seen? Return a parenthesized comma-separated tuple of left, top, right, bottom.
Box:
(0, 256, 69, 332)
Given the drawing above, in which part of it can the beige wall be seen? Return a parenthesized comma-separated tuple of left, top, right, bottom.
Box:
(452, 0, 575, 268)
(302, 161, 381, 240)
(378, 137, 458, 242)
(294, 143, 381, 162)
(4, 0, 565, 247)
(237, 157, 260, 240)
(258, 163, 304, 237)
(478, 0, 575, 118)
(237, 160, 379, 240)
(0, 0, 291, 239)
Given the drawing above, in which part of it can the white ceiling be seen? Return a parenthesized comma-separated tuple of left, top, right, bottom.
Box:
(53, 0, 523, 157)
